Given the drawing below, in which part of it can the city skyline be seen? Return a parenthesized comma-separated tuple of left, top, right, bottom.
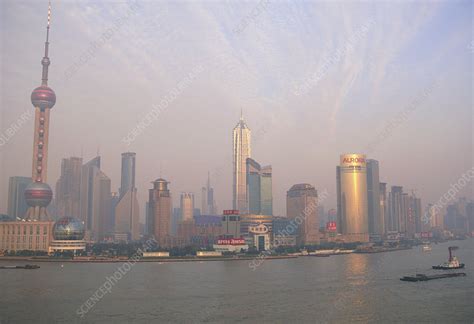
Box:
(0, 1, 472, 218)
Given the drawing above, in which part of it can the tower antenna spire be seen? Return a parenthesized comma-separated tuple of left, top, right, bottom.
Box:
(41, 1, 52, 85)
(240, 108, 243, 121)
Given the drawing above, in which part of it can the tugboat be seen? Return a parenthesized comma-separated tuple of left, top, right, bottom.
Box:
(432, 246, 465, 270)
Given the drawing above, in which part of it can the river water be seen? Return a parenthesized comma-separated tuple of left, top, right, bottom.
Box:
(1, 239, 473, 323)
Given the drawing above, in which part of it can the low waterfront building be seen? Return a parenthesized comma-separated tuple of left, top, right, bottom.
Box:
(196, 251, 222, 257)
(213, 237, 248, 252)
(0, 220, 54, 252)
(143, 251, 170, 258)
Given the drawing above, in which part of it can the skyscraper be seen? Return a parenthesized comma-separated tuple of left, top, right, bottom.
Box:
(286, 184, 320, 245)
(336, 154, 369, 241)
(24, 3, 56, 221)
(201, 172, 216, 215)
(7, 176, 32, 219)
(78, 156, 113, 241)
(92, 170, 112, 240)
(115, 190, 139, 241)
(115, 152, 140, 241)
(366, 159, 382, 235)
(180, 192, 194, 221)
(119, 152, 136, 199)
(148, 178, 172, 246)
(80, 156, 101, 233)
(379, 182, 388, 233)
(246, 158, 273, 215)
(233, 113, 251, 213)
(201, 186, 208, 215)
(55, 157, 82, 219)
(388, 186, 403, 232)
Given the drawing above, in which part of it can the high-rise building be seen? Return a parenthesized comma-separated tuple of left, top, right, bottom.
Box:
(79, 156, 101, 233)
(336, 154, 369, 241)
(78, 156, 113, 241)
(379, 182, 388, 234)
(55, 157, 82, 219)
(24, 3, 56, 221)
(445, 198, 469, 234)
(119, 152, 136, 199)
(201, 172, 217, 215)
(366, 159, 382, 235)
(318, 205, 326, 228)
(7, 176, 32, 219)
(286, 184, 320, 245)
(92, 171, 112, 240)
(148, 178, 172, 246)
(201, 187, 207, 215)
(388, 186, 403, 232)
(115, 152, 140, 241)
(467, 202, 474, 234)
(426, 203, 443, 230)
(109, 192, 119, 234)
(207, 173, 216, 215)
(233, 113, 251, 214)
(246, 158, 273, 215)
(171, 207, 181, 236)
(115, 189, 140, 241)
(180, 192, 194, 221)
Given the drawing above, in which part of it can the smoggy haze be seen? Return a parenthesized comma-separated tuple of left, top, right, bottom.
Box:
(0, 0, 472, 219)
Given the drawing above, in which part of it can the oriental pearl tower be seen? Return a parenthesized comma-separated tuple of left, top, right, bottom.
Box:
(24, 2, 56, 221)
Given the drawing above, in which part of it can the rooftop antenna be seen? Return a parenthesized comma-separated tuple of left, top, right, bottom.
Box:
(41, 1, 52, 86)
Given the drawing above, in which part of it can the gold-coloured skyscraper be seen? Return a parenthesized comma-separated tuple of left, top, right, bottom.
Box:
(336, 154, 369, 241)
(233, 112, 251, 213)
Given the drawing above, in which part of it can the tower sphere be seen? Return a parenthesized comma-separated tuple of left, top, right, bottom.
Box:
(31, 85, 56, 109)
(53, 217, 85, 240)
(24, 182, 53, 207)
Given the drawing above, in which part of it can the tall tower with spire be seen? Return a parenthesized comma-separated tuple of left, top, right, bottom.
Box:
(24, 2, 57, 220)
(233, 111, 251, 213)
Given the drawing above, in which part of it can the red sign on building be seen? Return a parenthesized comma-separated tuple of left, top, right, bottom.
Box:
(326, 221, 337, 232)
(217, 238, 246, 245)
(223, 210, 239, 215)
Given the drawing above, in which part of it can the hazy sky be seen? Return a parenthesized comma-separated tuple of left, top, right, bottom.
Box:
(0, 0, 472, 219)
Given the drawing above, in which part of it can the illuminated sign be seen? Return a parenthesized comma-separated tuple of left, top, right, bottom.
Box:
(223, 210, 239, 215)
(326, 221, 337, 231)
(217, 238, 246, 245)
(249, 224, 268, 234)
(342, 157, 365, 164)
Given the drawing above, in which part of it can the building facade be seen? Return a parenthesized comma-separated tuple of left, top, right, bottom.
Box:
(115, 152, 139, 241)
(336, 154, 369, 241)
(0, 221, 54, 252)
(287, 184, 320, 245)
(388, 186, 403, 232)
(180, 192, 195, 221)
(119, 152, 136, 199)
(92, 171, 112, 241)
(233, 114, 251, 214)
(55, 157, 82, 219)
(367, 159, 382, 235)
(7, 176, 32, 219)
(246, 158, 273, 216)
(379, 182, 388, 234)
(148, 179, 172, 246)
